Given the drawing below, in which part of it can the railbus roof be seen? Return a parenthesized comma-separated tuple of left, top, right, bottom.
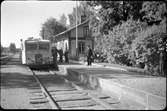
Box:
(25, 39, 50, 43)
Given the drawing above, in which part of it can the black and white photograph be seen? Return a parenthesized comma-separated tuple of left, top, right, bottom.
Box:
(1, 0, 166, 110)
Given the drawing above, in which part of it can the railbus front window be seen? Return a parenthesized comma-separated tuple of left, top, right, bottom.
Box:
(26, 43, 38, 51)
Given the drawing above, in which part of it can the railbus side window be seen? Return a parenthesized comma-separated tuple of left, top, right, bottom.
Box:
(39, 43, 49, 50)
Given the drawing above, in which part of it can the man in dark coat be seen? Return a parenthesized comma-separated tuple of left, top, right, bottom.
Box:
(51, 46, 58, 70)
(64, 49, 69, 63)
(86, 45, 93, 66)
(59, 48, 63, 63)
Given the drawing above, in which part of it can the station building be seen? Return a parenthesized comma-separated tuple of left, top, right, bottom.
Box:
(51, 18, 94, 60)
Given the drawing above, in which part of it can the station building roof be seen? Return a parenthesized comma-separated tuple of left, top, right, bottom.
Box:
(53, 19, 89, 40)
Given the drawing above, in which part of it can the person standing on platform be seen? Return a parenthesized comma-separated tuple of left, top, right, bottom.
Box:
(64, 49, 69, 63)
(86, 45, 93, 66)
(51, 46, 58, 70)
(59, 48, 63, 63)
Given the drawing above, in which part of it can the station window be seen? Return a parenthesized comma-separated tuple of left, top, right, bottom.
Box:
(78, 42, 85, 54)
(83, 26, 89, 37)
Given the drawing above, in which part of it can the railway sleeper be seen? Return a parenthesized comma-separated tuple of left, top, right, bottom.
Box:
(62, 105, 106, 110)
(53, 95, 91, 102)
(28, 87, 41, 90)
(57, 99, 98, 108)
(30, 99, 49, 104)
(50, 90, 85, 95)
(30, 93, 46, 98)
(32, 103, 51, 109)
(30, 97, 46, 100)
(29, 90, 43, 94)
(47, 88, 76, 92)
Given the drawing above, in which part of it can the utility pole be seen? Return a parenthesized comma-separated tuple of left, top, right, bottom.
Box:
(159, 34, 166, 76)
(75, 0, 78, 57)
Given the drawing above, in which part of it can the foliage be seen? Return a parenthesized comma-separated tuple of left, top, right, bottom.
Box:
(59, 14, 67, 27)
(101, 19, 145, 65)
(87, 1, 143, 34)
(1, 44, 4, 55)
(97, 18, 166, 75)
(9, 43, 16, 53)
(140, 1, 166, 25)
(93, 33, 108, 62)
(86, 1, 167, 75)
(40, 17, 67, 41)
(131, 19, 166, 74)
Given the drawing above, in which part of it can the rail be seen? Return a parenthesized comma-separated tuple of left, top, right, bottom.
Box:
(31, 70, 61, 109)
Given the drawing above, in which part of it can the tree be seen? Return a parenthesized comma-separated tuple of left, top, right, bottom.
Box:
(1, 44, 4, 55)
(140, 1, 166, 25)
(9, 43, 16, 53)
(59, 14, 67, 27)
(87, 1, 143, 34)
(68, 1, 93, 28)
(40, 17, 67, 41)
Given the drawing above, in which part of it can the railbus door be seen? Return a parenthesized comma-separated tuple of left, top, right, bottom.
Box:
(35, 53, 42, 64)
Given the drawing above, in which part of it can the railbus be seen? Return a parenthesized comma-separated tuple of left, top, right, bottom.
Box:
(21, 38, 54, 69)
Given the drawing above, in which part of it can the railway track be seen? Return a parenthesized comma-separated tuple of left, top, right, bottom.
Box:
(0, 55, 11, 65)
(29, 69, 120, 109)
(0, 54, 21, 65)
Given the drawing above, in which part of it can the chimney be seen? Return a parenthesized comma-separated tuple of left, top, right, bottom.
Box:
(81, 15, 86, 23)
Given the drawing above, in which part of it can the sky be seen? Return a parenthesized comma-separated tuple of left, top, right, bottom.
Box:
(1, 1, 77, 48)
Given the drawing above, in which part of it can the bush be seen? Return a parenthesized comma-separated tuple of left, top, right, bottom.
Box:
(131, 20, 166, 74)
(102, 19, 145, 65)
(93, 51, 107, 62)
(95, 18, 166, 75)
